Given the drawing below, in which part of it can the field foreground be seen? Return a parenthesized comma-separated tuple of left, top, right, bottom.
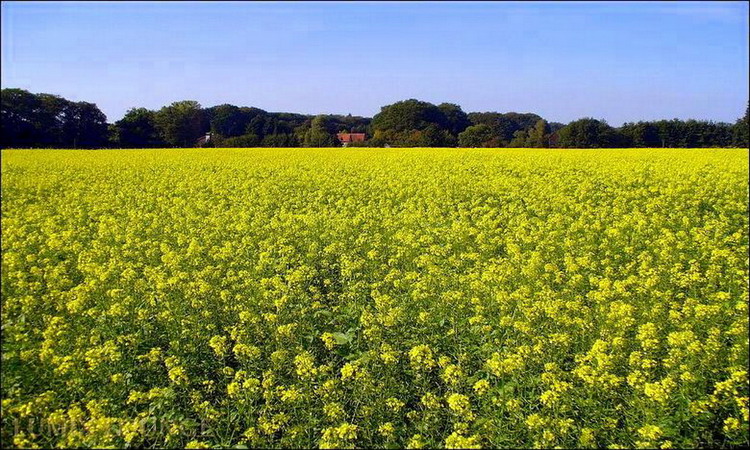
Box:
(1, 148, 749, 448)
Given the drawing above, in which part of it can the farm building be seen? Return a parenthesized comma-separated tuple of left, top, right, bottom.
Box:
(196, 133, 212, 147)
(336, 132, 366, 146)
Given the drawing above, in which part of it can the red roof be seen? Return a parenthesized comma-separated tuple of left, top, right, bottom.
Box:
(337, 133, 366, 143)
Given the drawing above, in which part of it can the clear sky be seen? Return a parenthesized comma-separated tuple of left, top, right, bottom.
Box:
(2, 1, 748, 125)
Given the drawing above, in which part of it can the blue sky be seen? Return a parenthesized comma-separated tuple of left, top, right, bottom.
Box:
(2, 1, 748, 125)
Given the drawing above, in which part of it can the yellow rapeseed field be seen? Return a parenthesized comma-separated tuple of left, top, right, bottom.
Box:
(1, 148, 748, 448)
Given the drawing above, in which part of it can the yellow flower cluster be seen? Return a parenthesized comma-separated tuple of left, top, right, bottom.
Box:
(1, 147, 747, 448)
(294, 352, 318, 379)
(408, 344, 436, 371)
(319, 422, 358, 449)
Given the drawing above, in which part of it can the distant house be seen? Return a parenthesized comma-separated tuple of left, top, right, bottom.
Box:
(336, 132, 366, 147)
(196, 133, 212, 147)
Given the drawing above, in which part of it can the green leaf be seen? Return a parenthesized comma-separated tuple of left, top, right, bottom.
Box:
(331, 332, 351, 345)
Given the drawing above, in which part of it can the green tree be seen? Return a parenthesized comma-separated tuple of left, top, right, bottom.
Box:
(509, 129, 528, 147)
(371, 99, 448, 133)
(1, 88, 43, 148)
(419, 124, 454, 147)
(154, 100, 206, 147)
(458, 124, 495, 147)
(512, 119, 551, 148)
(732, 102, 749, 148)
(332, 113, 371, 134)
(1, 89, 108, 148)
(438, 103, 470, 136)
(653, 119, 681, 147)
(60, 101, 109, 148)
(466, 112, 543, 146)
(557, 118, 626, 148)
(35, 93, 70, 147)
(303, 115, 338, 147)
(370, 99, 456, 147)
(222, 133, 261, 147)
(208, 104, 254, 138)
(112, 107, 164, 148)
(262, 133, 298, 147)
(620, 122, 659, 147)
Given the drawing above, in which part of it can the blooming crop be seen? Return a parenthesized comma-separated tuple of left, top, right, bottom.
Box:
(1, 147, 748, 448)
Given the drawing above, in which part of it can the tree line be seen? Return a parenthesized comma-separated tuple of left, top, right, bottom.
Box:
(2, 88, 748, 149)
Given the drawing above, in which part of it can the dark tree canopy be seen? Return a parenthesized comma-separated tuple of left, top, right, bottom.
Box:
(370, 99, 460, 147)
(510, 119, 551, 148)
(437, 103, 471, 136)
(1, 88, 44, 148)
(34, 94, 70, 147)
(458, 124, 496, 148)
(1, 88, 108, 148)
(60, 101, 109, 148)
(112, 108, 164, 148)
(556, 118, 628, 148)
(207, 104, 253, 138)
(302, 115, 340, 147)
(154, 100, 206, 148)
(620, 122, 661, 148)
(222, 134, 261, 148)
(467, 112, 544, 146)
(733, 102, 749, 148)
(371, 99, 448, 133)
(2, 89, 747, 149)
